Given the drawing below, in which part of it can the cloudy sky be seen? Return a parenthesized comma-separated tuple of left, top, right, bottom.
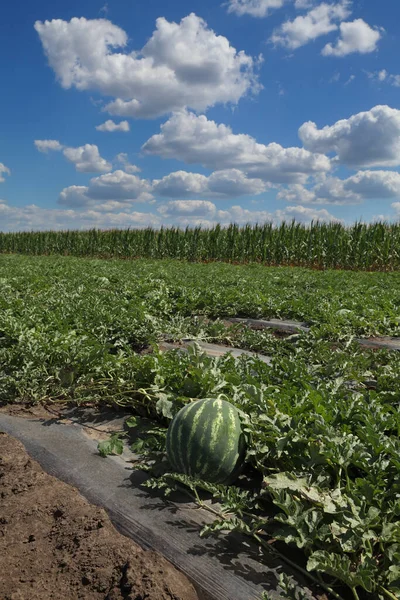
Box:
(1, 0, 399, 231)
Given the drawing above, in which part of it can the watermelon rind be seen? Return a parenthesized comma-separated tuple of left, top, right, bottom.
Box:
(166, 397, 246, 485)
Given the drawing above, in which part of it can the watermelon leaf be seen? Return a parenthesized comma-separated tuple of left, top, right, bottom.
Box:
(98, 434, 124, 458)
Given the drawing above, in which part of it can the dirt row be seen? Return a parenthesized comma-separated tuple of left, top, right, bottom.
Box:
(0, 432, 199, 600)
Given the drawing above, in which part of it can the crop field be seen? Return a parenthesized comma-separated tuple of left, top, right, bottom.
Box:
(1, 221, 400, 270)
(1, 253, 400, 600)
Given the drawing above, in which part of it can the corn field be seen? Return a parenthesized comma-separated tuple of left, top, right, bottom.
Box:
(1, 221, 400, 270)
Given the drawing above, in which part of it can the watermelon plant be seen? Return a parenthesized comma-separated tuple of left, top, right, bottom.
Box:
(3, 255, 400, 599)
(166, 396, 246, 484)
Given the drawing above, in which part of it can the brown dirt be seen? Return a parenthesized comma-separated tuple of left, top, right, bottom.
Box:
(0, 432, 199, 600)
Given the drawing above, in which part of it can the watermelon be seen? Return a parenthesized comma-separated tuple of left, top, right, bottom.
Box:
(166, 397, 246, 484)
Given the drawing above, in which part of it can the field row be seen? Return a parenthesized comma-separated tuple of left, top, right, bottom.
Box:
(1, 255, 400, 599)
(2, 221, 400, 269)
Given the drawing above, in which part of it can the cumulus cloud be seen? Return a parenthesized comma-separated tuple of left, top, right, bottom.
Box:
(278, 183, 321, 204)
(322, 19, 382, 56)
(0, 163, 11, 183)
(86, 170, 153, 201)
(299, 105, 400, 168)
(58, 186, 90, 207)
(34, 139, 64, 153)
(343, 170, 400, 199)
(274, 204, 342, 223)
(158, 200, 217, 217)
(153, 169, 267, 198)
(143, 110, 330, 184)
(0, 193, 341, 232)
(0, 198, 160, 232)
(278, 170, 400, 205)
(226, 0, 288, 18)
(59, 170, 153, 208)
(270, 2, 351, 50)
(96, 119, 130, 132)
(63, 144, 112, 173)
(35, 14, 260, 119)
(35, 140, 112, 173)
(115, 153, 141, 173)
(156, 199, 340, 227)
(278, 178, 361, 204)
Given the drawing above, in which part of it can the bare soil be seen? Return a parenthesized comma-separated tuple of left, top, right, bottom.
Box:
(0, 431, 199, 600)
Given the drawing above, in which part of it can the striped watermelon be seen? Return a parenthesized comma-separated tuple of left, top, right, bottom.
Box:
(166, 397, 246, 484)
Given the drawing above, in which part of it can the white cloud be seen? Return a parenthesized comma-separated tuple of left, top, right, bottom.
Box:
(157, 199, 340, 227)
(299, 105, 400, 168)
(274, 204, 341, 223)
(96, 119, 130, 132)
(142, 110, 331, 184)
(294, 0, 314, 8)
(344, 170, 400, 199)
(226, 0, 288, 18)
(270, 2, 351, 50)
(154, 169, 267, 198)
(59, 170, 153, 207)
(115, 153, 141, 173)
(207, 169, 268, 196)
(158, 200, 217, 217)
(0, 194, 341, 232)
(35, 139, 112, 173)
(378, 69, 388, 81)
(278, 170, 400, 205)
(34, 139, 64, 153)
(63, 144, 112, 173)
(0, 198, 160, 232)
(86, 170, 153, 201)
(322, 19, 382, 57)
(35, 14, 260, 119)
(367, 69, 400, 87)
(367, 69, 385, 82)
(373, 203, 400, 223)
(58, 186, 90, 207)
(278, 178, 361, 204)
(0, 163, 10, 183)
(155, 171, 207, 197)
(278, 183, 321, 204)
(344, 74, 355, 85)
(389, 75, 400, 87)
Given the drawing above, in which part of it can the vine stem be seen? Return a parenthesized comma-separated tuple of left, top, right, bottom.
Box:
(182, 486, 347, 600)
(379, 587, 399, 600)
(351, 587, 360, 600)
(252, 533, 346, 600)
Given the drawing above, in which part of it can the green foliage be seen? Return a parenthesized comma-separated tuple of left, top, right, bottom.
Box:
(2, 255, 400, 599)
(1, 221, 400, 269)
(262, 573, 312, 600)
(97, 433, 124, 457)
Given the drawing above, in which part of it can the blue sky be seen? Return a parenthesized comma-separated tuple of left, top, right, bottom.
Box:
(1, 0, 400, 231)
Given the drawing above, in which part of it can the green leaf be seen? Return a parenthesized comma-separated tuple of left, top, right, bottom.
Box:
(58, 366, 75, 386)
(97, 434, 124, 458)
(388, 565, 400, 586)
(126, 416, 139, 428)
(263, 472, 345, 514)
(131, 438, 146, 453)
(155, 393, 174, 419)
(307, 550, 377, 593)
